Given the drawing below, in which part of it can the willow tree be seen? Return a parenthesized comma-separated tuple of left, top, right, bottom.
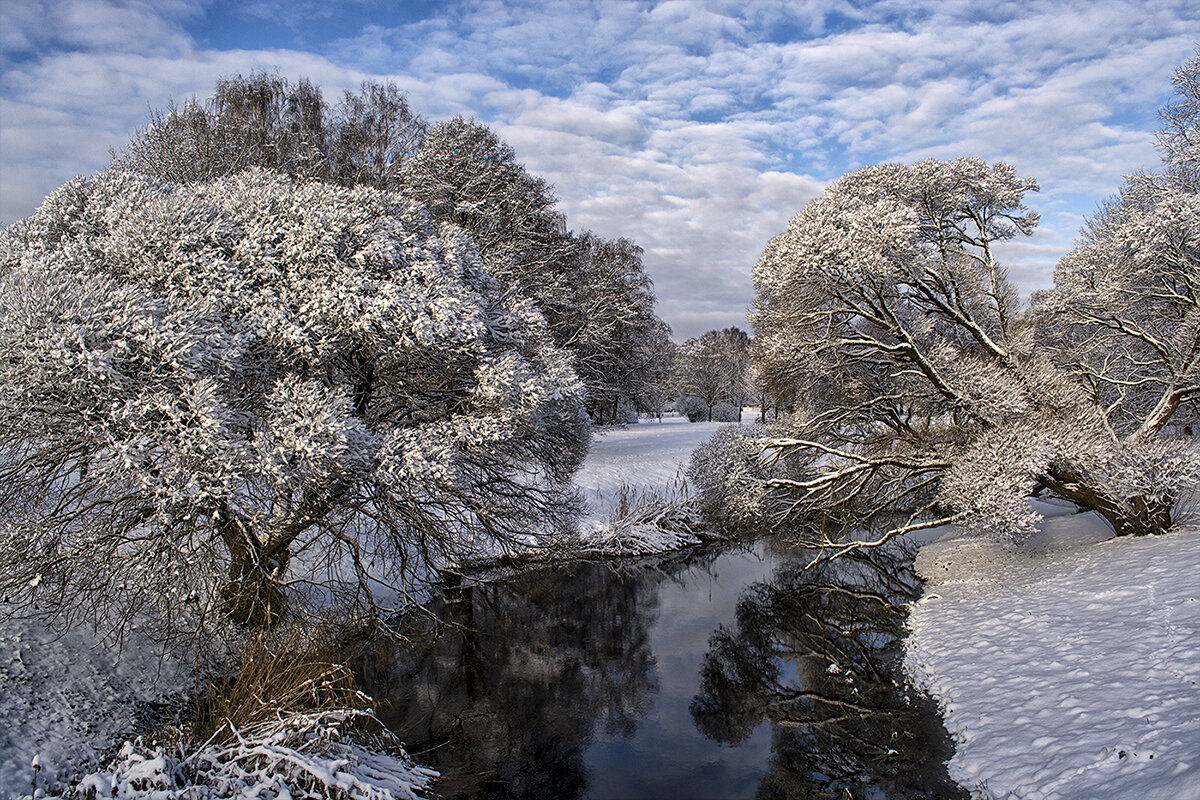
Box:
(0, 168, 588, 630)
(716, 153, 1196, 548)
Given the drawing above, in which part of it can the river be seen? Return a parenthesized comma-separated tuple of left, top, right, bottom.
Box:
(360, 537, 966, 800)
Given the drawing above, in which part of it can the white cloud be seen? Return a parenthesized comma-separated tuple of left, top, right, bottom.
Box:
(0, 0, 201, 60)
(1, 0, 1194, 339)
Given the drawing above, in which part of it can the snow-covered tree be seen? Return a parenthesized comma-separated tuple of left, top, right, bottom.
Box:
(401, 120, 670, 423)
(0, 167, 588, 630)
(728, 152, 1196, 548)
(1159, 48, 1200, 173)
(116, 74, 425, 191)
(119, 80, 671, 426)
(675, 327, 753, 422)
(1036, 171, 1198, 440)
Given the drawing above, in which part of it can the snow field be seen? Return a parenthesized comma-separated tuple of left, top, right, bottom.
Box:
(904, 503, 1200, 800)
(568, 416, 734, 554)
(0, 612, 190, 794)
(574, 415, 727, 515)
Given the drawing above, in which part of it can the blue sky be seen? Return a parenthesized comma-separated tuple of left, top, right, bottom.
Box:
(1, 1, 1195, 338)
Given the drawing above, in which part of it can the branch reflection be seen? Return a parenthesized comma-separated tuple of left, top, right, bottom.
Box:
(690, 542, 967, 800)
(366, 550, 717, 799)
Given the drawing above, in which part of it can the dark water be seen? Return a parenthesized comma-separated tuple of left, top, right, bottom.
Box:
(360, 539, 966, 800)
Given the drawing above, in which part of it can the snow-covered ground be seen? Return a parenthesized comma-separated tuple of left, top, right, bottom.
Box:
(0, 613, 191, 795)
(566, 415, 733, 555)
(575, 415, 727, 520)
(904, 501, 1200, 800)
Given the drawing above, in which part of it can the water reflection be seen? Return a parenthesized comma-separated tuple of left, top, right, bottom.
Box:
(365, 549, 720, 799)
(364, 541, 962, 800)
(691, 543, 967, 799)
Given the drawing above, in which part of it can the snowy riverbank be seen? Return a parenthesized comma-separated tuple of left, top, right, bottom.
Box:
(0, 416, 730, 797)
(10, 415, 1194, 799)
(567, 415, 734, 555)
(904, 501, 1200, 799)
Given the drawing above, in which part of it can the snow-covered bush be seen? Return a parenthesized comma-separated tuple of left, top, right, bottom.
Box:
(676, 395, 709, 422)
(687, 424, 777, 530)
(32, 710, 437, 800)
(606, 397, 640, 426)
(0, 167, 589, 631)
(595, 479, 708, 554)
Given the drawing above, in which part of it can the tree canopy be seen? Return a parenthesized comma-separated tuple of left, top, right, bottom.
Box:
(0, 167, 588, 630)
(116, 74, 671, 424)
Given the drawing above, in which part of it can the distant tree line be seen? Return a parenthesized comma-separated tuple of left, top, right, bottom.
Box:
(669, 327, 753, 422)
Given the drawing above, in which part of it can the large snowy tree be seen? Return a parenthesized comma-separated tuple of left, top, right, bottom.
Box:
(0, 167, 588, 629)
(120, 77, 671, 425)
(730, 151, 1197, 548)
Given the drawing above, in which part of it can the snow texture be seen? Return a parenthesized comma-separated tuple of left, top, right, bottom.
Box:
(904, 501, 1200, 799)
(36, 711, 438, 800)
(575, 416, 725, 518)
(0, 611, 190, 795)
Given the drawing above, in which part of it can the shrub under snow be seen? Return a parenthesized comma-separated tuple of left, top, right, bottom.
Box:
(31, 710, 436, 800)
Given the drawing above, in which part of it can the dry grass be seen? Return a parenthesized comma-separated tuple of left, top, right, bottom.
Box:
(189, 623, 370, 744)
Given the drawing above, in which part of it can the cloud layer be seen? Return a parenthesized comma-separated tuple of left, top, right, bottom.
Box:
(1, 0, 1195, 338)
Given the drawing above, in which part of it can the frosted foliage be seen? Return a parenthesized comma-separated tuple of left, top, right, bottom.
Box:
(1159, 49, 1200, 170)
(730, 156, 1196, 547)
(0, 167, 588, 632)
(1040, 172, 1199, 437)
(710, 402, 740, 423)
(676, 395, 708, 423)
(687, 425, 776, 527)
(937, 426, 1051, 539)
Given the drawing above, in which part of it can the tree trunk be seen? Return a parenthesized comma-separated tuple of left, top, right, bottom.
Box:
(1042, 468, 1174, 537)
(216, 502, 288, 626)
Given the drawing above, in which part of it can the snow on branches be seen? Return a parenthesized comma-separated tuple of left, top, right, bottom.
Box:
(0, 167, 589, 632)
(720, 152, 1198, 550)
(40, 710, 437, 800)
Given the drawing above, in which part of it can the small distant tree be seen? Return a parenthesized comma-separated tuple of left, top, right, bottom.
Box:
(633, 329, 677, 420)
(676, 327, 752, 421)
(0, 168, 588, 632)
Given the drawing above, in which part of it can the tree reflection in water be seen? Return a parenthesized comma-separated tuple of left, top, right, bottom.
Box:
(365, 549, 718, 800)
(362, 541, 963, 800)
(690, 542, 967, 800)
